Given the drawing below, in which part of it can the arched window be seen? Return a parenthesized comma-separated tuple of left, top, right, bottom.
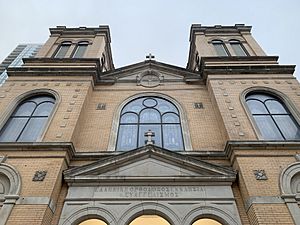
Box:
(54, 41, 72, 58)
(212, 40, 229, 56)
(116, 97, 184, 151)
(193, 218, 223, 225)
(129, 215, 170, 225)
(0, 95, 56, 142)
(78, 219, 107, 225)
(229, 40, 248, 56)
(72, 41, 89, 58)
(246, 92, 300, 140)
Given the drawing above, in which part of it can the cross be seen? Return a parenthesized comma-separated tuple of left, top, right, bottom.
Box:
(146, 53, 155, 61)
(144, 129, 155, 145)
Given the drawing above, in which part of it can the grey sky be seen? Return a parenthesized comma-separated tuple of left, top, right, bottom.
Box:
(0, 0, 299, 78)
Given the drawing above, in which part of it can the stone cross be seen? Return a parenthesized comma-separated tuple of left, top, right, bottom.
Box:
(146, 53, 155, 61)
(145, 129, 155, 145)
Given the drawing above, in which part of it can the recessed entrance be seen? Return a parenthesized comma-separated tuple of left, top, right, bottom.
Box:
(79, 219, 107, 225)
(129, 215, 170, 225)
(192, 218, 223, 225)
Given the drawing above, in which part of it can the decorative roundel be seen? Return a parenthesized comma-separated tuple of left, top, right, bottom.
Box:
(140, 74, 160, 87)
(143, 98, 157, 107)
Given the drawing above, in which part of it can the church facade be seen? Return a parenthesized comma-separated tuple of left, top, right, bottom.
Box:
(0, 24, 300, 225)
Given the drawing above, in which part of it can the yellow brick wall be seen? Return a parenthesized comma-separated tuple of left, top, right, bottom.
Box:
(236, 156, 295, 197)
(247, 204, 294, 225)
(6, 205, 50, 225)
(208, 77, 300, 141)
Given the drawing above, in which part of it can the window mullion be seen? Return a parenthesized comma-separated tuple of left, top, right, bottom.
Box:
(16, 104, 38, 141)
(263, 101, 286, 140)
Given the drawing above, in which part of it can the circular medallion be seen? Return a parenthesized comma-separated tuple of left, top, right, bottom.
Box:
(140, 74, 160, 87)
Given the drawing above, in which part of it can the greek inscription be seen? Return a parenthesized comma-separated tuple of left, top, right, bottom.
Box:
(95, 186, 204, 198)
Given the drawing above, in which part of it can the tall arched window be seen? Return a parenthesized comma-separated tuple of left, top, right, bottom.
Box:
(54, 41, 72, 58)
(72, 41, 89, 58)
(212, 40, 229, 56)
(0, 95, 56, 142)
(229, 39, 248, 56)
(246, 92, 300, 140)
(116, 97, 184, 151)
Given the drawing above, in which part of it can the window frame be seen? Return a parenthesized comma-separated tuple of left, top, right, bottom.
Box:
(0, 90, 59, 142)
(71, 41, 90, 58)
(52, 41, 72, 58)
(108, 93, 192, 151)
(242, 87, 300, 140)
(229, 39, 249, 56)
(211, 40, 230, 56)
(116, 97, 184, 151)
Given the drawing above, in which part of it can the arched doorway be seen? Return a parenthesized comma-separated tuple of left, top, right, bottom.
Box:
(79, 219, 108, 225)
(129, 215, 171, 225)
(192, 218, 222, 225)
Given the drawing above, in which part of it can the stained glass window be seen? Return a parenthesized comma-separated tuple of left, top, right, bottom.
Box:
(117, 97, 184, 151)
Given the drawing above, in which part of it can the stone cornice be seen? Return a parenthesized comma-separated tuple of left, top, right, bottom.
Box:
(49, 25, 111, 43)
(189, 24, 252, 42)
(224, 140, 300, 163)
(6, 58, 115, 84)
(0, 142, 75, 165)
(199, 56, 295, 79)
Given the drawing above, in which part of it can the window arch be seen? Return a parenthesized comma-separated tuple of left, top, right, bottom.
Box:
(245, 92, 300, 140)
(229, 39, 248, 56)
(212, 40, 229, 56)
(54, 41, 72, 58)
(0, 95, 56, 142)
(116, 96, 185, 151)
(192, 218, 223, 225)
(78, 219, 107, 225)
(129, 215, 170, 225)
(72, 41, 89, 58)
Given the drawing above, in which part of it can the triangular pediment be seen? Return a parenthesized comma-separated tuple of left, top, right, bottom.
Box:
(64, 145, 236, 184)
(100, 60, 201, 82)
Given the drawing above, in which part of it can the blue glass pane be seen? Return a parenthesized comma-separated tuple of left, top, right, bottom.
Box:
(246, 100, 268, 114)
(33, 102, 54, 116)
(120, 113, 138, 123)
(122, 98, 144, 113)
(139, 125, 162, 147)
(117, 125, 138, 151)
(274, 115, 300, 140)
(140, 109, 161, 123)
(32, 96, 55, 104)
(13, 102, 36, 116)
(254, 115, 283, 140)
(246, 94, 274, 102)
(265, 100, 288, 114)
(18, 118, 47, 141)
(163, 124, 183, 150)
(143, 98, 157, 107)
(157, 98, 178, 113)
(162, 113, 180, 123)
(0, 118, 27, 141)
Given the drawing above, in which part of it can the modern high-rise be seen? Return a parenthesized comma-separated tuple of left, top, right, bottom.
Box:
(0, 44, 42, 85)
(0, 24, 299, 225)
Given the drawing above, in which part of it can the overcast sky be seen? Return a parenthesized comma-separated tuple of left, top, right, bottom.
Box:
(0, 0, 299, 79)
